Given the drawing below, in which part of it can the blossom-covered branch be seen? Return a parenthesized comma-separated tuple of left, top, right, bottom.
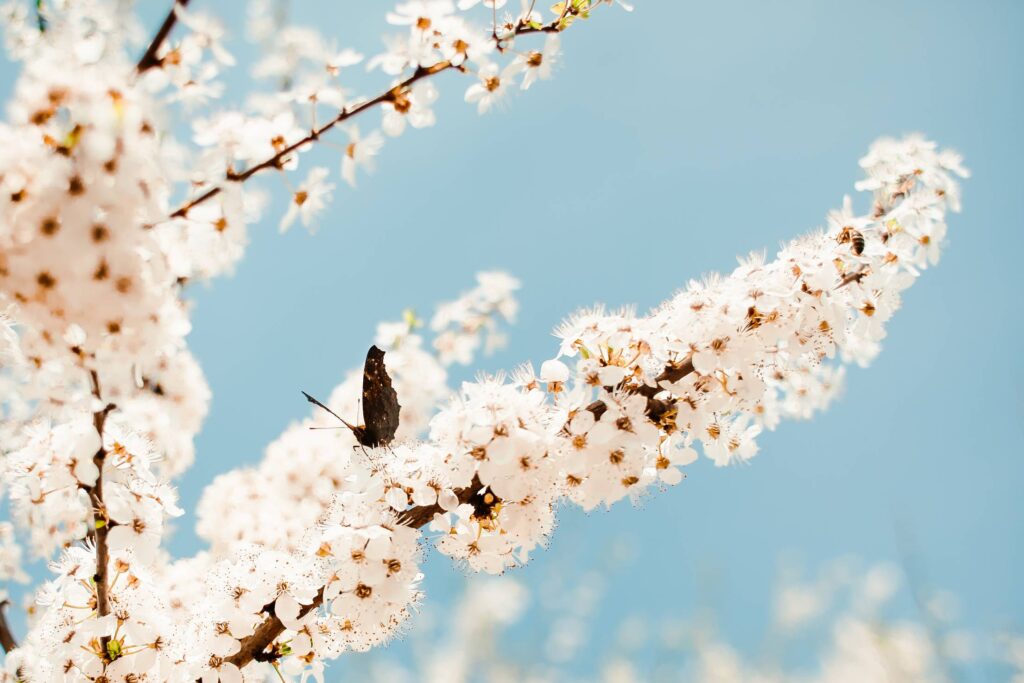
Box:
(186, 136, 965, 680)
(169, 59, 451, 219)
(169, 1, 613, 221)
(0, 0, 972, 680)
(222, 476, 492, 671)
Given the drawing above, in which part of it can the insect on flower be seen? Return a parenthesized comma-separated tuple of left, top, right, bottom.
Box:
(302, 345, 401, 448)
(468, 486, 502, 531)
(837, 226, 866, 256)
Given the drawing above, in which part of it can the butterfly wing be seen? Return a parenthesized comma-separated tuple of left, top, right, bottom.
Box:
(359, 345, 401, 447)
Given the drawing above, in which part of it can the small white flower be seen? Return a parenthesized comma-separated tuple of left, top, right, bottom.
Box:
(465, 62, 510, 114)
(341, 126, 385, 187)
(382, 82, 439, 137)
(505, 34, 561, 90)
(279, 167, 335, 233)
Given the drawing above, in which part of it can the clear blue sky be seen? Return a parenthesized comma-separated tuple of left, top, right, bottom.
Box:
(6, 0, 1024, 678)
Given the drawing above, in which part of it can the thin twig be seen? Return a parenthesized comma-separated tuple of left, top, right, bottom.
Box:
(136, 0, 191, 73)
(171, 60, 454, 219)
(169, 7, 598, 220)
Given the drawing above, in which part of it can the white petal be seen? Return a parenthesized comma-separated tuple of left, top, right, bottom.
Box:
(660, 467, 683, 486)
(276, 593, 303, 631)
(220, 663, 242, 683)
(539, 359, 569, 383)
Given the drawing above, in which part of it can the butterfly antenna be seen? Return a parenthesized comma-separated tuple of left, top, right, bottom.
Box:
(302, 391, 357, 429)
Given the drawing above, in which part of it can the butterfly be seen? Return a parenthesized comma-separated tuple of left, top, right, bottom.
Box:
(302, 345, 401, 448)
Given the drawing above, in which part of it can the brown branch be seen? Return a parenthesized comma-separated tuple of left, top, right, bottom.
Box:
(222, 359, 697, 672)
(220, 359, 695, 673)
(837, 264, 870, 289)
(225, 352, 690, 670)
(168, 4, 606, 221)
(0, 601, 17, 653)
(86, 370, 115, 620)
(656, 357, 697, 386)
(219, 479, 483, 673)
(137, 0, 191, 73)
(242, 590, 324, 666)
(171, 61, 454, 219)
(515, 0, 580, 36)
(201, 6, 623, 674)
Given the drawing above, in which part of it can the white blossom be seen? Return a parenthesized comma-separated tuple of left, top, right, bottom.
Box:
(0, 0, 976, 680)
(279, 166, 335, 233)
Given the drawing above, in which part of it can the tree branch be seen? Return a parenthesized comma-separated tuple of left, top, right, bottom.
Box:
(168, 6, 601, 220)
(171, 60, 455, 219)
(219, 355, 697, 673)
(192, 6, 630, 674)
(219, 478, 487, 673)
(0, 601, 17, 653)
(136, 0, 191, 73)
(86, 370, 115, 620)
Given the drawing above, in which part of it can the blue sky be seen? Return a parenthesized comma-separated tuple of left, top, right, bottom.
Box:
(5, 0, 1024, 678)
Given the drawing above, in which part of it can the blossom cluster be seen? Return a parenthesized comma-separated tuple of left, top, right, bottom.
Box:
(0, 0, 970, 680)
(0, 0, 218, 484)
(414, 135, 966, 573)
(191, 0, 631, 234)
(178, 518, 423, 682)
(0, 0, 626, 678)
(0, 0, 610, 476)
(196, 270, 516, 558)
(169, 136, 965, 682)
(431, 271, 520, 365)
(4, 423, 183, 681)
(0, 0, 609, 576)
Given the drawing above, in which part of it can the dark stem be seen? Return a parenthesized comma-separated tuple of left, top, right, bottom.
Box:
(87, 370, 115, 620)
(136, 0, 191, 73)
(0, 601, 18, 653)
(169, 4, 604, 220)
(171, 61, 453, 219)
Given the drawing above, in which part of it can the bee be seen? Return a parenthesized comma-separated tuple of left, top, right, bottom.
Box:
(836, 226, 866, 256)
(469, 487, 502, 531)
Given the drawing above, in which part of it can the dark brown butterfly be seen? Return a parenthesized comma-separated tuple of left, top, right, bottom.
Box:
(302, 345, 401, 448)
